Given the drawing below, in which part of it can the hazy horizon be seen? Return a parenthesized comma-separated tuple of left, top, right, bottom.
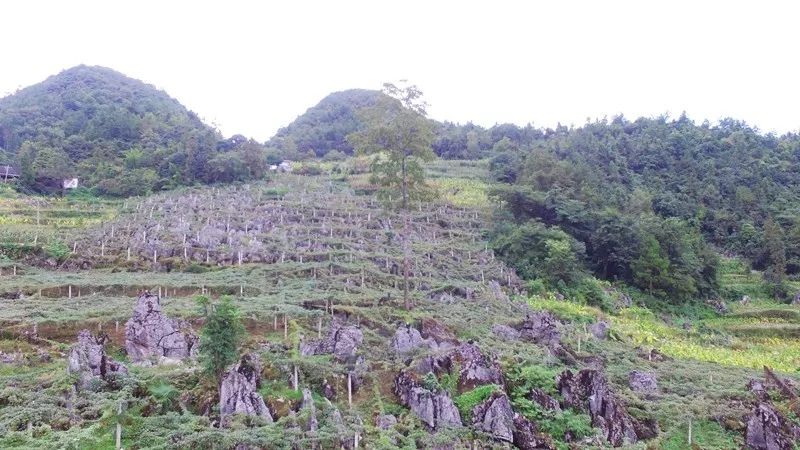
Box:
(2, 0, 798, 141)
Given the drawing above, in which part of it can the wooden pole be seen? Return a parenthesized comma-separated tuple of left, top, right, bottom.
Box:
(348, 372, 353, 408)
(116, 401, 123, 449)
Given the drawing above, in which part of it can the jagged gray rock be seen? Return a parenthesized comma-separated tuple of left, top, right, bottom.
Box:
(488, 280, 508, 302)
(512, 413, 556, 450)
(376, 414, 397, 430)
(529, 388, 561, 412)
(420, 318, 458, 347)
(390, 324, 427, 354)
(301, 320, 363, 362)
(745, 401, 800, 450)
(453, 342, 504, 390)
(301, 388, 318, 433)
(557, 369, 645, 447)
(219, 353, 272, 426)
(628, 371, 658, 394)
(518, 311, 561, 346)
(124, 292, 198, 364)
(589, 321, 610, 340)
(394, 370, 462, 430)
(471, 392, 515, 442)
(492, 324, 521, 341)
(67, 329, 128, 391)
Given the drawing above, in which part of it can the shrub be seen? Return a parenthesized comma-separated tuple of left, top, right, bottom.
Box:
(322, 150, 346, 162)
(454, 384, 501, 420)
(43, 240, 70, 261)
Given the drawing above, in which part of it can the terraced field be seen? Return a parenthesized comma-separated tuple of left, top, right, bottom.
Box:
(0, 162, 798, 449)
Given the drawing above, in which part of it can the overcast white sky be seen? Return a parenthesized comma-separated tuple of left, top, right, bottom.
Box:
(1, 1, 798, 141)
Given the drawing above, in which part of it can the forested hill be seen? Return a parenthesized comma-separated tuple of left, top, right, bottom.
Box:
(0, 65, 266, 195)
(267, 89, 384, 158)
(487, 116, 800, 302)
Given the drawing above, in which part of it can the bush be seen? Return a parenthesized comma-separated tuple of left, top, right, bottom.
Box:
(322, 150, 346, 162)
(43, 240, 70, 261)
(296, 163, 322, 176)
(183, 263, 209, 274)
(454, 384, 501, 420)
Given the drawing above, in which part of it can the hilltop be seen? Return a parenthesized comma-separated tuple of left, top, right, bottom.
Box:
(0, 66, 268, 196)
(267, 89, 384, 158)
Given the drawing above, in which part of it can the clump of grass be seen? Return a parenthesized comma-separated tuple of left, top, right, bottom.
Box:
(453, 384, 502, 420)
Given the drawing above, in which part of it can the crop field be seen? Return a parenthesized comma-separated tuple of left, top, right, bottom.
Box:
(0, 162, 798, 449)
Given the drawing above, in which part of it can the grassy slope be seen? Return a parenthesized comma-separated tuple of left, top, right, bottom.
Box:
(0, 160, 798, 449)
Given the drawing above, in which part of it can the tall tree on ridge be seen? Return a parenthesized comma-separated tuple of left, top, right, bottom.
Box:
(347, 82, 436, 310)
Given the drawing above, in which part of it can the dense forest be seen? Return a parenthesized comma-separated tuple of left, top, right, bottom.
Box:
(486, 116, 800, 302)
(0, 66, 268, 195)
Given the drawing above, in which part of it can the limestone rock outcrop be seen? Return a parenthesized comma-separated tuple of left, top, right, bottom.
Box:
(492, 324, 521, 341)
(301, 319, 363, 362)
(512, 413, 557, 450)
(219, 353, 272, 426)
(301, 388, 318, 433)
(518, 312, 561, 346)
(67, 329, 128, 391)
(529, 388, 561, 412)
(390, 324, 428, 354)
(394, 370, 462, 430)
(589, 321, 610, 340)
(471, 392, 515, 442)
(452, 342, 505, 391)
(745, 402, 800, 450)
(628, 371, 658, 394)
(557, 368, 647, 447)
(124, 292, 198, 363)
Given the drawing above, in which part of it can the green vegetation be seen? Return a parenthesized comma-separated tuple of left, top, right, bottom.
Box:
(2, 66, 800, 449)
(486, 116, 800, 303)
(198, 296, 246, 382)
(0, 65, 270, 195)
(348, 82, 437, 309)
(453, 384, 501, 420)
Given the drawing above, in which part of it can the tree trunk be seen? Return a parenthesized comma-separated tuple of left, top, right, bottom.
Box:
(401, 155, 411, 310)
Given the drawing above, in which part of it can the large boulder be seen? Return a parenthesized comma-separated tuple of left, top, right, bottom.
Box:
(301, 319, 363, 362)
(394, 370, 462, 430)
(745, 401, 800, 450)
(492, 324, 521, 341)
(376, 414, 397, 430)
(67, 329, 128, 391)
(124, 292, 198, 363)
(589, 321, 610, 340)
(518, 312, 561, 346)
(420, 318, 458, 347)
(220, 353, 272, 426)
(301, 388, 318, 433)
(471, 392, 515, 442)
(529, 388, 561, 412)
(512, 413, 557, 450)
(390, 324, 428, 354)
(628, 371, 658, 394)
(557, 369, 645, 447)
(452, 342, 504, 391)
